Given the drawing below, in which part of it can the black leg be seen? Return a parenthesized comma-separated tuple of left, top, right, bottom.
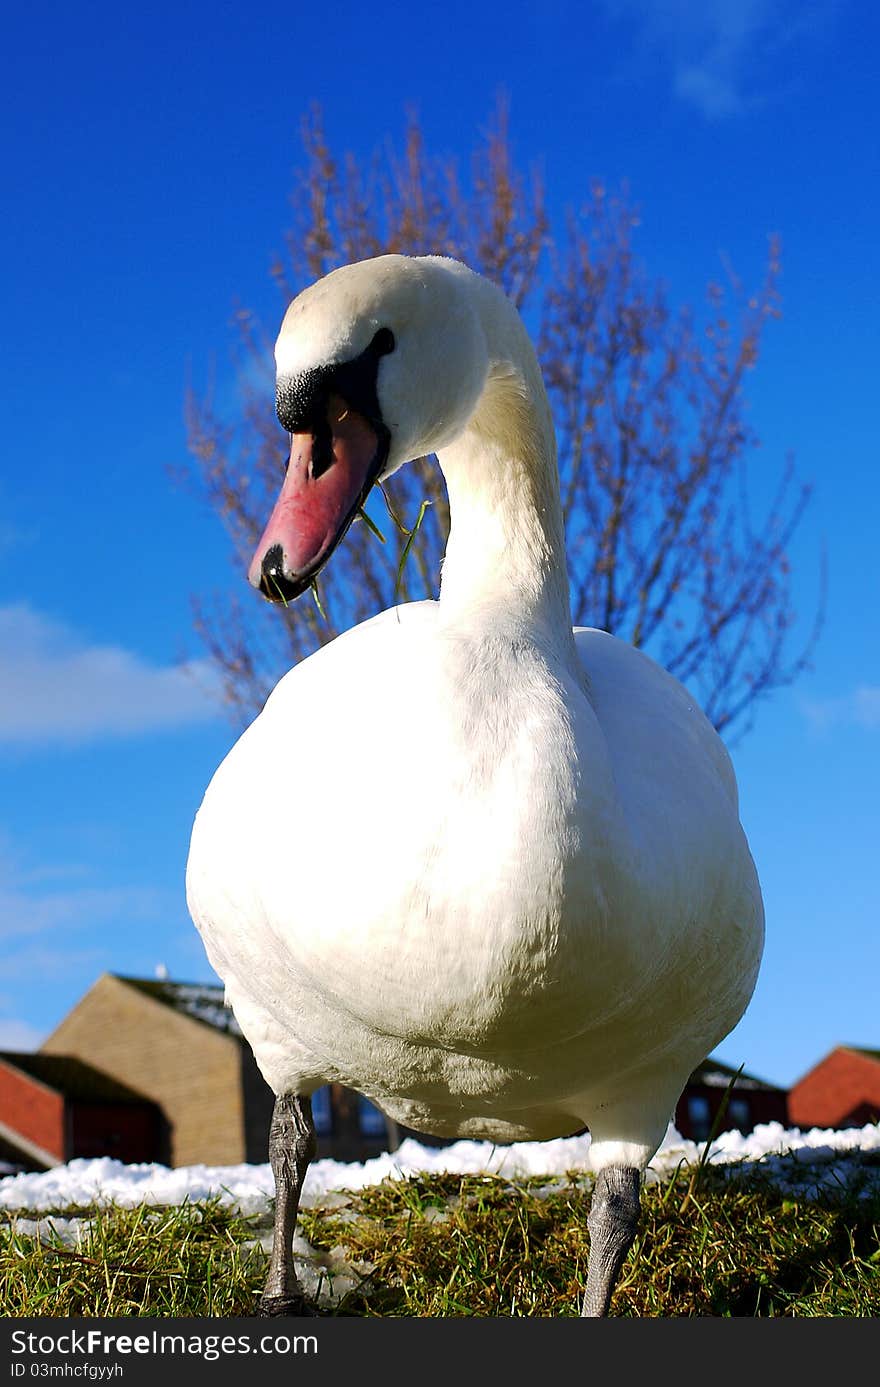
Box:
(259, 1094, 317, 1316)
(580, 1166, 641, 1317)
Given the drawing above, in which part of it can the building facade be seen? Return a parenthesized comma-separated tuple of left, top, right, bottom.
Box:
(0, 972, 794, 1169)
(672, 1056, 789, 1141)
(39, 973, 393, 1167)
(0, 1051, 162, 1168)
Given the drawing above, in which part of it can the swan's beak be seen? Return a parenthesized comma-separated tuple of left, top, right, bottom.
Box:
(249, 396, 385, 603)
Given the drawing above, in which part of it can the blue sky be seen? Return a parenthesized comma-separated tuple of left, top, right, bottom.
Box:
(1, 0, 877, 1093)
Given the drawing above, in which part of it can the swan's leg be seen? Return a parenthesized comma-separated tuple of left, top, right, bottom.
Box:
(259, 1094, 317, 1316)
(580, 1166, 641, 1317)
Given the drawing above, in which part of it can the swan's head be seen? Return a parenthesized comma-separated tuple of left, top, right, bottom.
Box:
(249, 254, 489, 602)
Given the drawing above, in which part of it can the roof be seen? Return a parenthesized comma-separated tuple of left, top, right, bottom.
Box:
(0, 1052, 156, 1105)
(688, 1056, 784, 1092)
(113, 976, 243, 1038)
(845, 1046, 880, 1062)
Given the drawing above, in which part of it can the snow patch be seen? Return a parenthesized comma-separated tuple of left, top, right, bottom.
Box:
(1, 1122, 877, 1213)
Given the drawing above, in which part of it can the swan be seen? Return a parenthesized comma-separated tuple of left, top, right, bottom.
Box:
(186, 253, 764, 1317)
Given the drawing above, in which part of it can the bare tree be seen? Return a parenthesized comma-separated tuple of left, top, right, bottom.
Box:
(184, 103, 821, 738)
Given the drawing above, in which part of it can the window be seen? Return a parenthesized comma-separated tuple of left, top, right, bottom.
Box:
(310, 1086, 332, 1135)
(728, 1097, 751, 1133)
(358, 1095, 388, 1138)
(687, 1094, 711, 1140)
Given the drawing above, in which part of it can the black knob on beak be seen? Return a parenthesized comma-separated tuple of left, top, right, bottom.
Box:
(258, 545, 306, 603)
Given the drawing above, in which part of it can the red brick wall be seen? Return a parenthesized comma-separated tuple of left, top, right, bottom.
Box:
(788, 1048, 880, 1128)
(0, 1060, 64, 1161)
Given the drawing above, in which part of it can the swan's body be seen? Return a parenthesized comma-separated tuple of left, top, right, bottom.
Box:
(189, 605, 758, 1163)
(186, 254, 763, 1314)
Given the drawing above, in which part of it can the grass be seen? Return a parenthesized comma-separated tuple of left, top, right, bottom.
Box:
(2, 1159, 879, 1317)
(0, 1201, 261, 1318)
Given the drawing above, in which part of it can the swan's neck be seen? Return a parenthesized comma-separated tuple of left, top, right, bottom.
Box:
(436, 288, 576, 663)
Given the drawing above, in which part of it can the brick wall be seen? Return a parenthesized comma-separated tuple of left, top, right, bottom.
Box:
(788, 1048, 880, 1128)
(41, 975, 246, 1167)
(70, 1103, 163, 1164)
(0, 1060, 64, 1162)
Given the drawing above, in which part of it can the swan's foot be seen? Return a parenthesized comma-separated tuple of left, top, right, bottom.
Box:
(259, 1093, 317, 1317)
(580, 1166, 641, 1317)
(258, 1292, 318, 1318)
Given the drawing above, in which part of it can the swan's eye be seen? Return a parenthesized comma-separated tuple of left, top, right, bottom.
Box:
(371, 327, 395, 356)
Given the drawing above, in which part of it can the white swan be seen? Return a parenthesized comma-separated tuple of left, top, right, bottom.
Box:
(186, 254, 764, 1316)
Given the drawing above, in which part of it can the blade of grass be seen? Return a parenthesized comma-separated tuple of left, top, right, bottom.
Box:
(395, 499, 432, 602)
(310, 579, 327, 622)
(265, 572, 290, 608)
(680, 1064, 744, 1212)
(356, 507, 386, 543)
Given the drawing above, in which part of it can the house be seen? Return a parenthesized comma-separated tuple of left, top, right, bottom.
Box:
(0, 972, 790, 1170)
(672, 1056, 789, 1141)
(0, 1051, 163, 1170)
(788, 1046, 880, 1130)
(39, 973, 394, 1167)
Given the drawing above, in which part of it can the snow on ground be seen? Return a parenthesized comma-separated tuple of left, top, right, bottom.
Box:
(1, 1122, 878, 1213)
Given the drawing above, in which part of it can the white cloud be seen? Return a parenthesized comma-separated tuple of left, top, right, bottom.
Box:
(0, 881, 166, 944)
(801, 685, 880, 732)
(0, 1018, 45, 1051)
(602, 0, 829, 119)
(0, 832, 175, 949)
(0, 838, 182, 1031)
(674, 64, 741, 119)
(0, 604, 223, 745)
(0, 943, 107, 983)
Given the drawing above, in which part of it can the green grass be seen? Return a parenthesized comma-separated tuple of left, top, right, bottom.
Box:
(0, 1200, 262, 1317)
(2, 1160, 879, 1317)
